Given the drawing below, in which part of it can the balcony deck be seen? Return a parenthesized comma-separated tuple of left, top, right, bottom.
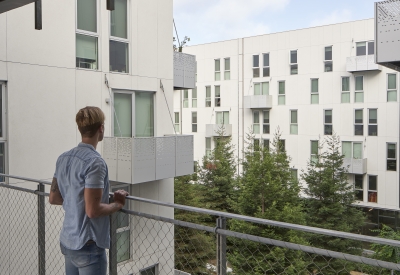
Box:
(244, 95, 273, 109)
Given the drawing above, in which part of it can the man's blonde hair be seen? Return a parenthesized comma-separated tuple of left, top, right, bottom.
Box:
(76, 106, 105, 138)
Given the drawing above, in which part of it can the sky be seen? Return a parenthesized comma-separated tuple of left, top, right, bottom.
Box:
(173, 0, 378, 46)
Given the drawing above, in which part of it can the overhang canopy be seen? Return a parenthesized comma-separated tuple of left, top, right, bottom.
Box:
(0, 0, 36, 14)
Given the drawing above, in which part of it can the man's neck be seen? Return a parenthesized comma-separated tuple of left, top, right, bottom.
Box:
(81, 137, 99, 150)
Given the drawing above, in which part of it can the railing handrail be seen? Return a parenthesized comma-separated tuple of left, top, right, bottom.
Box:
(2, 173, 400, 248)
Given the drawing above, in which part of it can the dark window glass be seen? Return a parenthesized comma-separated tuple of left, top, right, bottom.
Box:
(110, 40, 129, 73)
(356, 42, 366, 56)
(263, 67, 270, 77)
(263, 124, 270, 134)
(355, 190, 363, 201)
(290, 50, 297, 63)
(290, 64, 298, 75)
(254, 139, 260, 151)
(368, 125, 378, 136)
(263, 53, 269, 67)
(263, 139, 269, 150)
(368, 41, 374, 55)
(387, 160, 397, 171)
(324, 61, 333, 72)
(355, 175, 363, 189)
(325, 46, 332, 60)
(279, 140, 285, 151)
(325, 110, 332, 123)
(388, 144, 396, 158)
(368, 175, 377, 190)
(253, 55, 259, 67)
(354, 125, 363, 136)
(253, 68, 260, 78)
(324, 125, 333, 135)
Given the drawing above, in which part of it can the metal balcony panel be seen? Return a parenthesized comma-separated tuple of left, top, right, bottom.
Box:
(155, 136, 176, 180)
(343, 158, 367, 174)
(0, 0, 36, 14)
(117, 138, 132, 183)
(205, 124, 232, 137)
(133, 138, 156, 184)
(176, 135, 194, 177)
(173, 52, 196, 90)
(375, 1, 400, 71)
(244, 95, 273, 109)
(103, 137, 118, 182)
(346, 56, 381, 72)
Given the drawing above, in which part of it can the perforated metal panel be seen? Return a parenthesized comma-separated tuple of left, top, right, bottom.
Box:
(173, 52, 196, 90)
(205, 124, 233, 137)
(133, 138, 156, 184)
(155, 137, 176, 180)
(346, 56, 380, 72)
(176, 135, 194, 177)
(342, 158, 367, 174)
(117, 138, 132, 183)
(103, 137, 117, 181)
(375, 1, 400, 71)
(243, 95, 273, 109)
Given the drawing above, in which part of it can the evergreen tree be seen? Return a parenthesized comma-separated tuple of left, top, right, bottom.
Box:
(174, 174, 214, 275)
(301, 133, 365, 274)
(229, 130, 308, 275)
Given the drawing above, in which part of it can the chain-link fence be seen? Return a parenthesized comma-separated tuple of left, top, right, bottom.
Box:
(1, 174, 400, 275)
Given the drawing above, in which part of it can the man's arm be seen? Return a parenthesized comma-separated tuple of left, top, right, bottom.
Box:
(84, 188, 128, 219)
(49, 177, 64, 205)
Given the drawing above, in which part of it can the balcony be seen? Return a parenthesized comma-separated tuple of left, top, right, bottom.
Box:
(0, 0, 36, 14)
(103, 135, 194, 184)
(173, 52, 196, 90)
(342, 158, 367, 174)
(346, 56, 381, 72)
(244, 95, 273, 109)
(205, 124, 232, 137)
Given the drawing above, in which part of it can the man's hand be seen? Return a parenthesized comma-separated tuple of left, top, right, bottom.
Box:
(113, 190, 129, 209)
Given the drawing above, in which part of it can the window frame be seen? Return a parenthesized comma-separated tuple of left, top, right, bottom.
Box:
(224, 57, 230, 80)
(324, 46, 333, 72)
(205, 137, 212, 158)
(290, 110, 298, 135)
(355, 75, 364, 103)
(278, 81, 285, 105)
(192, 87, 197, 108)
(341, 76, 350, 103)
(254, 82, 269, 95)
(290, 50, 298, 75)
(342, 141, 363, 159)
(368, 108, 377, 136)
(310, 140, 318, 163)
(387, 143, 397, 171)
(214, 86, 221, 107)
(183, 90, 189, 108)
(215, 59, 221, 81)
(354, 175, 364, 202)
(139, 263, 159, 275)
(253, 55, 260, 78)
(387, 73, 398, 102)
(354, 109, 364, 136)
(205, 86, 211, 107)
(253, 111, 260, 134)
(191, 112, 197, 133)
(263, 139, 270, 151)
(263, 110, 270, 134)
(263, 53, 270, 77)
(367, 175, 377, 203)
(311, 78, 319, 104)
(215, 111, 229, 125)
(324, 109, 333, 135)
(174, 112, 180, 134)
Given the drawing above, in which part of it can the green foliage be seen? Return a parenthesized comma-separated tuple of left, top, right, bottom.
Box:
(301, 133, 365, 274)
(174, 175, 215, 275)
(229, 129, 308, 274)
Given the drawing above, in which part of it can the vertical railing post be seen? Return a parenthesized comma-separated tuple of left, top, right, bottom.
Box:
(37, 183, 45, 275)
(109, 196, 117, 275)
(216, 217, 227, 275)
(35, 0, 42, 30)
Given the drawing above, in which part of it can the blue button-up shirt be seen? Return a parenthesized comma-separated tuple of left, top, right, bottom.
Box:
(54, 143, 110, 250)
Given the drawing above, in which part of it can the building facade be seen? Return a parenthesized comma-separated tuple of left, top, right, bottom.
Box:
(0, 0, 194, 274)
(175, 19, 400, 223)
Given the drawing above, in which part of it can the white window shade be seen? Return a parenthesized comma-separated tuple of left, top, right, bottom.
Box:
(262, 82, 269, 95)
(77, 0, 97, 32)
(342, 142, 352, 159)
(111, 0, 127, 39)
(135, 92, 154, 137)
(353, 143, 362, 159)
(76, 34, 98, 61)
(114, 93, 132, 137)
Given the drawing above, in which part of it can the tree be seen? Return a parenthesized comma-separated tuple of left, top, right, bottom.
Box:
(229, 129, 309, 275)
(174, 174, 214, 275)
(301, 133, 365, 274)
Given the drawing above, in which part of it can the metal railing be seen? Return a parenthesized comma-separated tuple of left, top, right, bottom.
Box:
(1, 173, 400, 275)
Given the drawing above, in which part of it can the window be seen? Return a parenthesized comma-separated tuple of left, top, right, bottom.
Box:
(183, 90, 188, 108)
(290, 50, 298, 75)
(253, 111, 260, 134)
(355, 76, 364, 103)
(113, 91, 154, 137)
(354, 109, 363, 136)
(387, 143, 397, 171)
(263, 139, 270, 151)
(254, 139, 260, 151)
(278, 140, 285, 152)
(342, 141, 362, 159)
(205, 86, 211, 107)
(324, 110, 332, 135)
(140, 264, 159, 275)
(341, 77, 350, 103)
(291, 169, 298, 181)
(387, 74, 397, 102)
(0, 83, 6, 182)
(216, 111, 229, 124)
(76, 0, 98, 69)
(254, 82, 269, 95)
(253, 55, 260, 77)
(278, 81, 285, 105)
(205, 138, 212, 158)
(354, 175, 363, 201)
(290, 110, 298, 135)
(111, 183, 130, 263)
(368, 175, 377, 203)
(368, 109, 377, 136)
(356, 41, 374, 56)
(192, 112, 197, 132)
(192, 88, 197, 108)
(263, 110, 270, 134)
(324, 46, 333, 72)
(311, 79, 319, 104)
(174, 112, 180, 133)
(215, 86, 221, 107)
(263, 53, 270, 77)
(224, 58, 230, 80)
(215, 59, 221, 81)
(311, 141, 318, 163)
(109, 0, 128, 73)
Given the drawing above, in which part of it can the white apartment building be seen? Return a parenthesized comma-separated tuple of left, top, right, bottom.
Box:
(0, 0, 193, 274)
(175, 18, 400, 227)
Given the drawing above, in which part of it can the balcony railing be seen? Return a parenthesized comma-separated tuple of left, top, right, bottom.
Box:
(173, 52, 196, 90)
(1, 173, 400, 275)
(103, 135, 194, 184)
(346, 55, 381, 72)
(205, 124, 232, 137)
(244, 95, 273, 109)
(343, 158, 367, 174)
(0, 0, 36, 14)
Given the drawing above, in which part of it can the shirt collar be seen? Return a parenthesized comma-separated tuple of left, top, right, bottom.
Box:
(78, 142, 97, 152)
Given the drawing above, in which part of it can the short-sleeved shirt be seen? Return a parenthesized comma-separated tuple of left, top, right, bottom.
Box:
(54, 143, 110, 250)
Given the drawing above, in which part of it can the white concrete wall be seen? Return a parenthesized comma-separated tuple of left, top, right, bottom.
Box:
(0, 0, 175, 273)
(176, 18, 400, 211)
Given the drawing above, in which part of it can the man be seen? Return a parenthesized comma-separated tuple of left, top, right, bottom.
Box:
(49, 106, 129, 275)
